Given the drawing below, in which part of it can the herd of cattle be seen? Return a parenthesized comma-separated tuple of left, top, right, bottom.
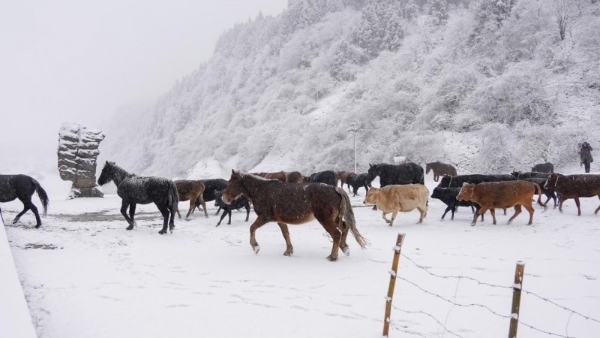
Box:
(173, 160, 600, 229)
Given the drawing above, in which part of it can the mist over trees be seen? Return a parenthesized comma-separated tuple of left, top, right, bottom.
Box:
(102, 0, 600, 178)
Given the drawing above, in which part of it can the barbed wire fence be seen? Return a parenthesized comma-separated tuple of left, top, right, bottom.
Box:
(382, 234, 600, 338)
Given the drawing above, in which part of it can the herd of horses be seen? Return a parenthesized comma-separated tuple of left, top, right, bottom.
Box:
(2, 160, 599, 261)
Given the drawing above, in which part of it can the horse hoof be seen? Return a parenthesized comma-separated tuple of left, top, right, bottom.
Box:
(35, 224, 42, 228)
(126, 226, 134, 231)
(159, 230, 166, 235)
(283, 252, 293, 257)
(326, 255, 338, 262)
(341, 246, 350, 256)
(253, 245, 260, 254)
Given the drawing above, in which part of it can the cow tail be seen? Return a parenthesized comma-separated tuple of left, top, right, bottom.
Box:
(532, 182, 546, 209)
(169, 181, 179, 215)
(32, 178, 49, 217)
(336, 187, 368, 249)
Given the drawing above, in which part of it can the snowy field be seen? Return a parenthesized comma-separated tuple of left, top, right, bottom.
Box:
(3, 175, 600, 338)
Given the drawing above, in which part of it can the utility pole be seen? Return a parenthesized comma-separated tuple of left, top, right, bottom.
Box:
(348, 122, 360, 173)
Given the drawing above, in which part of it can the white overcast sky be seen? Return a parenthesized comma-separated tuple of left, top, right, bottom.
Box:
(0, 0, 287, 175)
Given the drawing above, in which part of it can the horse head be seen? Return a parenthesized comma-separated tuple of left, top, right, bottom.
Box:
(222, 170, 244, 204)
(98, 161, 116, 186)
(366, 163, 380, 183)
(425, 163, 432, 174)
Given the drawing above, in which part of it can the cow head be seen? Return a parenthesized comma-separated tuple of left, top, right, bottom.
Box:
(363, 187, 380, 205)
(456, 183, 475, 201)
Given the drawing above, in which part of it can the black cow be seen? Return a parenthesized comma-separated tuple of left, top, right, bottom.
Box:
(194, 178, 228, 214)
(303, 170, 337, 186)
(431, 187, 482, 221)
(214, 190, 251, 226)
(511, 171, 549, 180)
(531, 162, 554, 174)
(366, 162, 424, 187)
(437, 174, 516, 188)
(346, 173, 370, 197)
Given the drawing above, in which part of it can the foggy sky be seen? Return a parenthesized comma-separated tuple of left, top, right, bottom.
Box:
(0, 0, 287, 176)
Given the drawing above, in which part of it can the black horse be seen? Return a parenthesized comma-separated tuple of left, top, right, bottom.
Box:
(366, 162, 425, 187)
(214, 190, 251, 226)
(303, 170, 337, 186)
(97, 162, 179, 234)
(346, 173, 371, 197)
(194, 178, 228, 215)
(0, 175, 49, 227)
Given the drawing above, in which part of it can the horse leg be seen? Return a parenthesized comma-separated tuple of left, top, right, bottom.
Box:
(227, 208, 233, 225)
(489, 209, 497, 225)
(339, 223, 350, 256)
(244, 204, 250, 222)
(216, 208, 227, 227)
(574, 197, 581, 216)
(197, 196, 208, 218)
(322, 221, 342, 261)
(186, 198, 195, 220)
(128, 203, 137, 229)
(12, 200, 31, 224)
(249, 217, 268, 254)
(120, 200, 134, 230)
(27, 201, 42, 228)
(0, 206, 4, 225)
(276, 222, 293, 256)
(156, 204, 170, 234)
(595, 195, 600, 215)
(507, 205, 522, 225)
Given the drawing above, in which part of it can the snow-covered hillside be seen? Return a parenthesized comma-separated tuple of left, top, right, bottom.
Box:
(101, 0, 600, 179)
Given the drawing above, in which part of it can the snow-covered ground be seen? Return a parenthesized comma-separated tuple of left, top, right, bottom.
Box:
(3, 173, 600, 338)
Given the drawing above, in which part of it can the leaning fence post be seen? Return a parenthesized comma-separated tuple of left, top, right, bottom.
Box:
(508, 261, 525, 338)
(383, 233, 405, 337)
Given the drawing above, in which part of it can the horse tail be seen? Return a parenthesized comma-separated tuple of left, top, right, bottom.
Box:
(336, 187, 368, 249)
(168, 181, 179, 215)
(32, 178, 49, 217)
(532, 182, 546, 209)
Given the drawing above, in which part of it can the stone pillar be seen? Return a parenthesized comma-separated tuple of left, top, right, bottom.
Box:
(57, 122, 106, 199)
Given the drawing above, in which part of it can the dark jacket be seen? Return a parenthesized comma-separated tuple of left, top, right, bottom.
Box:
(580, 144, 593, 163)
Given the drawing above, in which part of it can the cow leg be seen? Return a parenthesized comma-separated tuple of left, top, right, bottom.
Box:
(574, 197, 582, 216)
(176, 203, 182, 219)
(244, 204, 250, 221)
(227, 209, 233, 225)
(507, 205, 522, 225)
(416, 207, 425, 224)
(276, 222, 294, 256)
(595, 196, 600, 215)
(169, 205, 175, 232)
(185, 198, 195, 219)
(522, 203, 535, 225)
(128, 203, 137, 229)
(441, 206, 451, 220)
(389, 211, 398, 226)
(472, 207, 487, 226)
(382, 212, 392, 225)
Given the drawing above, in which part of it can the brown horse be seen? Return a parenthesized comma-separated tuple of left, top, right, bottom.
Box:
(253, 171, 287, 183)
(425, 161, 457, 182)
(285, 171, 304, 184)
(174, 180, 208, 219)
(221, 170, 368, 261)
(336, 171, 355, 192)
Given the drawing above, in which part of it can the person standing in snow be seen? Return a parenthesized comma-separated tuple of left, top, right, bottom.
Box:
(579, 142, 593, 173)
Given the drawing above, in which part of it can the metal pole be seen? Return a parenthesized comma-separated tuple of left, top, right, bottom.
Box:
(348, 122, 359, 173)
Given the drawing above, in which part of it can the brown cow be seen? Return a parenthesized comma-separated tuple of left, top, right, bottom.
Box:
(363, 184, 429, 226)
(544, 173, 600, 216)
(457, 181, 545, 226)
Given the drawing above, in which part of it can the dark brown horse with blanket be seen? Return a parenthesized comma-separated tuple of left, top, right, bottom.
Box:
(221, 170, 368, 261)
(425, 161, 457, 182)
(545, 173, 600, 216)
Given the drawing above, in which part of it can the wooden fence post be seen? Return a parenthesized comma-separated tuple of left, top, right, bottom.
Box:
(383, 233, 405, 337)
(508, 261, 525, 338)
